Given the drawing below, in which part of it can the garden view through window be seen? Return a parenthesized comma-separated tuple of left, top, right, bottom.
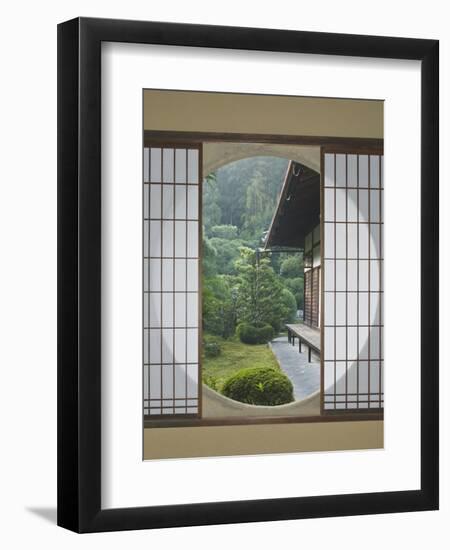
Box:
(201, 156, 321, 412)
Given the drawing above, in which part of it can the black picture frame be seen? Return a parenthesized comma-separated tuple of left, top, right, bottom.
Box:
(57, 17, 439, 533)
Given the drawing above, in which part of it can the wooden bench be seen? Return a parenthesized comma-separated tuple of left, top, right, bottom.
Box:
(285, 323, 320, 362)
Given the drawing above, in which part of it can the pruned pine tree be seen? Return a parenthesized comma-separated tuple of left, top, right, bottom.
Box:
(235, 247, 290, 330)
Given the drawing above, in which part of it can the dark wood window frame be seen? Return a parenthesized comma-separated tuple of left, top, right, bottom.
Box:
(143, 130, 384, 428)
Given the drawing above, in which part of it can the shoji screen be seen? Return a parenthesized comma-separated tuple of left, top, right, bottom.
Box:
(322, 151, 383, 412)
(143, 145, 201, 417)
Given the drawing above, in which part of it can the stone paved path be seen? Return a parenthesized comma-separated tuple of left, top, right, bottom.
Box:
(269, 335, 320, 400)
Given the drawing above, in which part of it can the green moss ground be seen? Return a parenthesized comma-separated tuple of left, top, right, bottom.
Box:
(202, 333, 280, 392)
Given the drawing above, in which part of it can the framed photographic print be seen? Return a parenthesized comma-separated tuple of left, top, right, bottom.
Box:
(57, 17, 439, 532)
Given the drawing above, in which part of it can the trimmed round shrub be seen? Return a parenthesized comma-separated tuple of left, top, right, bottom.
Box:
(236, 322, 275, 344)
(204, 341, 221, 358)
(222, 366, 294, 406)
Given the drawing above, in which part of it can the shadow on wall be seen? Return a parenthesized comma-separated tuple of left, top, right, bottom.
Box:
(25, 507, 57, 525)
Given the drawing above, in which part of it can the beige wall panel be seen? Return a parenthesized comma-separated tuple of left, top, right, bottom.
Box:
(144, 420, 383, 459)
(144, 90, 383, 138)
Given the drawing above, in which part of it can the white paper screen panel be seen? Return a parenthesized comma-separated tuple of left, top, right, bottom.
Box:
(322, 152, 384, 411)
(143, 146, 201, 416)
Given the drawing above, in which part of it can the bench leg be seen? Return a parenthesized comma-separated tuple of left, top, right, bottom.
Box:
(299, 340, 302, 353)
(308, 346, 312, 362)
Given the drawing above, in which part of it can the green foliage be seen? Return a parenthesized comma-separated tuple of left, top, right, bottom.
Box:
(222, 366, 294, 406)
(208, 237, 243, 275)
(241, 170, 278, 241)
(202, 276, 236, 338)
(204, 341, 221, 357)
(234, 247, 290, 331)
(202, 173, 222, 230)
(236, 322, 275, 344)
(202, 237, 218, 278)
(283, 277, 304, 309)
(280, 288, 297, 324)
(209, 224, 239, 240)
(278, 254, 304, 310)
(203, 157, 289, 242)
(202, 333, 280, 392)
(202, 373, 219, 391)
(279, 254, 304, 278)
(202, 158, 305, 344)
